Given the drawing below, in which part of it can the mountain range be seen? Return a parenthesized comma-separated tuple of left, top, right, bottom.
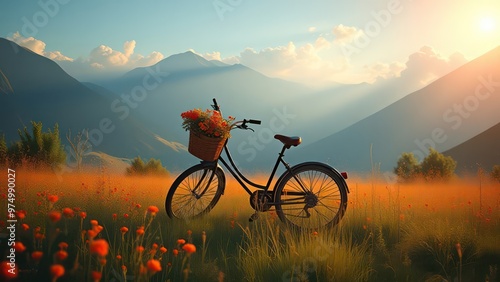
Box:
(0, 37, 498, 174)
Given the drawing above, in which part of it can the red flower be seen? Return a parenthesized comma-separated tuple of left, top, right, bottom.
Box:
(50, 264, 65, 280)
(48, 211, 62, 222)
(31, 251, 43, 262)
(147, 206, 159, 215)
(47, 195, 59, 203)
(62, 208, 74, 218)
(146, 259, 162, 273)
(90, 239, 109, 257)
(182, 243, 196, 254)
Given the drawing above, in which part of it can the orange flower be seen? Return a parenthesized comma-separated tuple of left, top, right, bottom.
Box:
(15, 210, 26, 220)
(1, 260, 17, 279)
(182, 243, 196, 254)
(147, 205, 159, 215)
(50, 264, 65, 280)
(159, 247, 167, 254)
(15, 242, 26, 253)
(87, 230, 98, 240)
(172, 249, 179, 257)
(136, 226, 145, 236)
(120, 226, 129, 234)
(79, 212, 87, 219)
(177, 239, 186, 245)
(47, 195, 59, 203)
(55, 250, 68, 261)
(116, 255, 122, 260)
(62, 208, 74, 218)
(48, 211, 62, 223)
(136, 246, 145, 253)
(58, 242, 69, 250)
(90, 220, 98, 226)
(90, 239, 109, 257)
(22, 223, 29, 231)
(146, 259, 162, 273)
(91, 271, 102, 281)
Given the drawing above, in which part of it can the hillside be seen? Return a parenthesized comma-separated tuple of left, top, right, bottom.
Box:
(0, 38, 182, 167)
(294, 45, 500, 172)
(443, 122, 500, 172)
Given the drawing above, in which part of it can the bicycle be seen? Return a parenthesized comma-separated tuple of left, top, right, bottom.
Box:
(165, 99, 349, 230)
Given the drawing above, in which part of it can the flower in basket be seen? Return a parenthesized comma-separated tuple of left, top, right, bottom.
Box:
(181, 109, 235, 139)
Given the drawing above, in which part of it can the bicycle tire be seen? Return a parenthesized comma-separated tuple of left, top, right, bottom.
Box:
(274, 163, 348, 230)
(165, 163, 225, 219)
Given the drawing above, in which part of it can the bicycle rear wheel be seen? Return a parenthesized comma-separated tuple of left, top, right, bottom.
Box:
(166, 163, 225, 219)
(274, 163, 348, 230)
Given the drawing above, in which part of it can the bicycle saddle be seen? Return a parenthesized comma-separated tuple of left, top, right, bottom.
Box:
(274, 134, 302, 148)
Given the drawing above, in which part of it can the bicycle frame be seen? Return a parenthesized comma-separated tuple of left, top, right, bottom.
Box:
(205, 138, 292, 196)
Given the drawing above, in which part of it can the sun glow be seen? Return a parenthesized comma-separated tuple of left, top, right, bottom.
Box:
(479, 17, 497, 32)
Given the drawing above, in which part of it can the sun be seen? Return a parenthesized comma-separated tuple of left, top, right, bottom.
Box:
(479, 17, 496, 32)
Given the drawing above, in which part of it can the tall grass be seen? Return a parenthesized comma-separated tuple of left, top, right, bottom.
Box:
(0, 168, 499, 281)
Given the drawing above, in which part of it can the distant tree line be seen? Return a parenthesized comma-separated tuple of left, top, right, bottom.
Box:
(1, 121, 65, 169)
(126, 156, 169, 176)
(394, 147, 500, 182)
(1, 121, 169, 176)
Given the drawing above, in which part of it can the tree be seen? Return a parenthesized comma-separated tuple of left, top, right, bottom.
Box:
(492, 165, 500, 182)
(66, 129, 91, 171)
(420, 148, 456, 181)
(394, 152, 420, 182)
(394, 148, 456, 182)
(8, 121, 66, 169)
(126, 156, 169, 176)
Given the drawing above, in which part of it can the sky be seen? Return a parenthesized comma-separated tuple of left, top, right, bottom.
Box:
(1, 0, 499, 88)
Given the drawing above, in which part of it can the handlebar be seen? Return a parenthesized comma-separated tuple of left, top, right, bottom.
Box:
(212, 98, 261, 130)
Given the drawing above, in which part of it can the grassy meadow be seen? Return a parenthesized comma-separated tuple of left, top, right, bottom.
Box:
(1, 168, 499, 281)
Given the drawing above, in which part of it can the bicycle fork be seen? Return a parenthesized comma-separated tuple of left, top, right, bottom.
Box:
(191, 167, 217, 199)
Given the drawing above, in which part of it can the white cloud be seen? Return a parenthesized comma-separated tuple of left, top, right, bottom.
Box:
(88, 40, 164, 70)
(308, 26, 317, 32)
(400, 46, 467, 85)
(8, 32, 46, 55)
(8, 32, 74, 62)
(332, 24, 364, 44)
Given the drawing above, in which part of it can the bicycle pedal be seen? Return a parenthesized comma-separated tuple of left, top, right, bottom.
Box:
(249, 213, 259, 222)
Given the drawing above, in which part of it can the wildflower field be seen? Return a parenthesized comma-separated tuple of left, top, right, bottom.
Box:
(1, 168, 499, 282)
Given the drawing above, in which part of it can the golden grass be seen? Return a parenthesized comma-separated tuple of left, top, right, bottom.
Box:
(1, 168, 499, 281)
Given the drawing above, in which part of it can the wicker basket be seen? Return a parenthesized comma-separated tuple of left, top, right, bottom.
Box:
(188, 131, 226, 161)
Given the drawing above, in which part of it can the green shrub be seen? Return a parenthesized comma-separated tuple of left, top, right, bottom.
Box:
(126, 156, 169, 176)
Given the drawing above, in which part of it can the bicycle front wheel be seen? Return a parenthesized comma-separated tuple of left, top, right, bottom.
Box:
(165, 163, 225, 220)
(274, 163, 348, 230)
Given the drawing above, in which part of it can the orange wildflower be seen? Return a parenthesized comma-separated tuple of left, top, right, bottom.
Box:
(172, 249, 179, 257)
(116, 255, 122, 260)
(62, 208, 74, 218)
(14, 242, 26, 253)
(55, 250, 68, 261)
(79, 212, 87, 219)
(182, 243, 196, 254)
(177, 239, 186, 245)
(91, 271, 102, 281)
(146, 259, 162, 273)
(1, 260, 17, 279)
(90, 220, 98, 226)
(120, 226, 129, 234)
(147, 205, 159, 215)
(136, 246, 145, 253)
(50, 264, 65, 280)
(136, 226, 145, 236)
(159, 247, 167, 254)
(58, 242, 69, 250)
(47, 194, 59, 203)
(48, 211, 62, 223)
(22, 223, 29, 231)
(90, 239, 109, 257)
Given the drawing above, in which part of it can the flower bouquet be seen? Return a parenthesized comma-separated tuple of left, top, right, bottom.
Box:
(181, 108, 235, 161)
